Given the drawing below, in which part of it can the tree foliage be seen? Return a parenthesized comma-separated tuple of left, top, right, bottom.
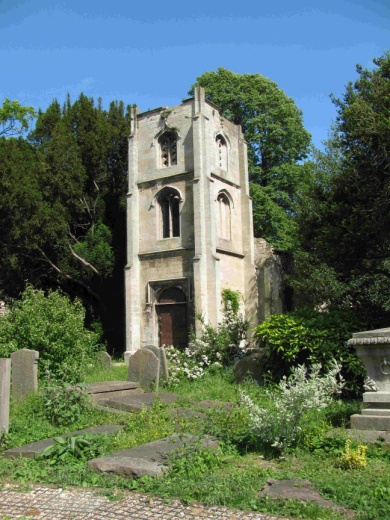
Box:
(190, 68, 312, 250)
(0, 98, 35, 137)
(293, 52, 390, 327)
(0, 94, 131, 349)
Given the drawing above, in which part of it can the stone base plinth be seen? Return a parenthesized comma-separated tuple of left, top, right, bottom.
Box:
(351, 413, 390, 431)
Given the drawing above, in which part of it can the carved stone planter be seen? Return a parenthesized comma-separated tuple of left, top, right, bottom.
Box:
(348, 328, 390, 430)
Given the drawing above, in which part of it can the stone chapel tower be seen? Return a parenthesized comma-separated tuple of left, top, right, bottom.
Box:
(125, 87, 261, 355)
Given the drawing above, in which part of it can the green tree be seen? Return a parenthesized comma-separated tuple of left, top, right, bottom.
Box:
(0, 98, 35, 136)
(0, 94, 131, 350)
(190, 68, 312, 250)
(293, 52, 390, 327)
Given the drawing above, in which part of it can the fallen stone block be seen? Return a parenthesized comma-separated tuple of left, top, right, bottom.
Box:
(88, 433, 219, 478)
(259, 479, 355, 517)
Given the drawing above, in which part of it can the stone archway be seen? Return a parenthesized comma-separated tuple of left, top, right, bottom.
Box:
(156, 287, 188, 349)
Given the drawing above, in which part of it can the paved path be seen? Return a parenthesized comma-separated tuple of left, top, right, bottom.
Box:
(0, 484, 286, 520)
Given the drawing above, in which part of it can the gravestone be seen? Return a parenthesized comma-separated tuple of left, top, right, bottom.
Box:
(10, 349, 39, 402)
(233, 351, 264, 384)
(95, 351, 112, 370)
(128, 349, 160, 392)
(0, 359, 11, 433)
(143, 345, 169, 383)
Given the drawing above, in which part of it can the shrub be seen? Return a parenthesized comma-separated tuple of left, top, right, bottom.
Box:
(40, 376, 91, 426)
(338, 439, 368, 469)
(254, 308, 365, 396)
(0, 286, 101, 382)
(241, 361, 344, 454)
(165, 300, 249, 385)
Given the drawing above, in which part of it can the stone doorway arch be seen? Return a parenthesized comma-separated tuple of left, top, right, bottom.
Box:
(156, 287, 188, 349)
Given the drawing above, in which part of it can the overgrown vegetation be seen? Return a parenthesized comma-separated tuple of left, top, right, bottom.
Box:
(165, 291, 249, 384)
(1, 365, 390, 520)
(254, 308, 365, 396)
(0, 286, 101, 382)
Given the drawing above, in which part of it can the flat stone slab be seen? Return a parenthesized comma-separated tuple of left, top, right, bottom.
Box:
(85, 381, 144, 403)
(5, 425, 124, 459)
(85, 381, 141, 394)
(259, 479, 354, 517)
(99, 392, 178, 412)
(88, 433, 219, 478)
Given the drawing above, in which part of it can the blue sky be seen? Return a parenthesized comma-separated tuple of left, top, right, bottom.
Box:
(1, 0, 389, 150)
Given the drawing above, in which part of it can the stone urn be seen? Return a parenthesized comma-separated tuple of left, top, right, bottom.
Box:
(348, 328, 390, 430)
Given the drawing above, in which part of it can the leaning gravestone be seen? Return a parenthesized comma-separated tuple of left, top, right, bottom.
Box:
(128, 349, 160, 392)
(10, 349, 39, 402)
(95, 351, 112, 370)
(0, 359, 11, 433)
(143, 345, 169, 383)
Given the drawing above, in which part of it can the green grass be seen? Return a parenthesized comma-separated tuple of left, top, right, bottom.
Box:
(84, 362, 128, 383)
(1, 367, 389, 520)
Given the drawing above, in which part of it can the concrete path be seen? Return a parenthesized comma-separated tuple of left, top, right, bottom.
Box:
(0, 483, 286, 520)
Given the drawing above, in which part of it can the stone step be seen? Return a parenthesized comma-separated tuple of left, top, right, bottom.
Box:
(361, 409, 390, 416)
(88, 433, 219, 478)
(351, 413, 390, 431)
(84, 381, 144, 403)
(5, 425, 124, 459)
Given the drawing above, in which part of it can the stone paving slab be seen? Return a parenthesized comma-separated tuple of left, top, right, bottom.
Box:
(0, 484, 285, 519)
(5, 425, 124, 459)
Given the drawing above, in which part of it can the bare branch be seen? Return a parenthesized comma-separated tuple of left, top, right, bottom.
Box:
(37, 247, 101, 301)
(68, 244, 100, 275)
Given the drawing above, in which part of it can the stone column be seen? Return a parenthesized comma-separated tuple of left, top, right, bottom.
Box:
(10, 349, 39, 402)
(348, 328, 390, 430)
(125, 106, 141, 356)
(0, 359, 11, 433)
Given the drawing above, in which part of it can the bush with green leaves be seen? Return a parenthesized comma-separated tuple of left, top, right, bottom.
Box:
(40, 377, 92, 427)
(0, 286, 101, 382)
(241, 361, 344, 454)
(254, 308, 365, 396)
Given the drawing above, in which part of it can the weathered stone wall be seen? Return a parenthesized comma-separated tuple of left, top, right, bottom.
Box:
(254, 238, 284, 322)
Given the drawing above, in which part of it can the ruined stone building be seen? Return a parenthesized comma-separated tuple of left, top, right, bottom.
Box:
(125, 87, 282, 355)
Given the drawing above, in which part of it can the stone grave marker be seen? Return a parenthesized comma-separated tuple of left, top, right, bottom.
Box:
(128, 349, 160, 392)
(95, 351, 112, 370)
(0, 359, 11, 433)
(10, 349, 39, 402)
(233, 352, 264, 384)
(143, 345, 169, 383)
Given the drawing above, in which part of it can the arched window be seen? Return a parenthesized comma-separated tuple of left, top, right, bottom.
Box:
(158, 189, 181, 238)
(216, 134, 228, 171)
(216, 191, 231, 241)
(158, 131, 177, 168)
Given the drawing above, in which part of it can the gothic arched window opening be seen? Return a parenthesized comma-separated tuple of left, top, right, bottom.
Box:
(216, 191, 231, 241)
(159, 131, 177, 168)
(216, 134, 228, 171)
(158, 189, 181, 238)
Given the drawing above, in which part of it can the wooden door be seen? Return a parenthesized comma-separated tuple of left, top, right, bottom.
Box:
(157, 287, 187, 349)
